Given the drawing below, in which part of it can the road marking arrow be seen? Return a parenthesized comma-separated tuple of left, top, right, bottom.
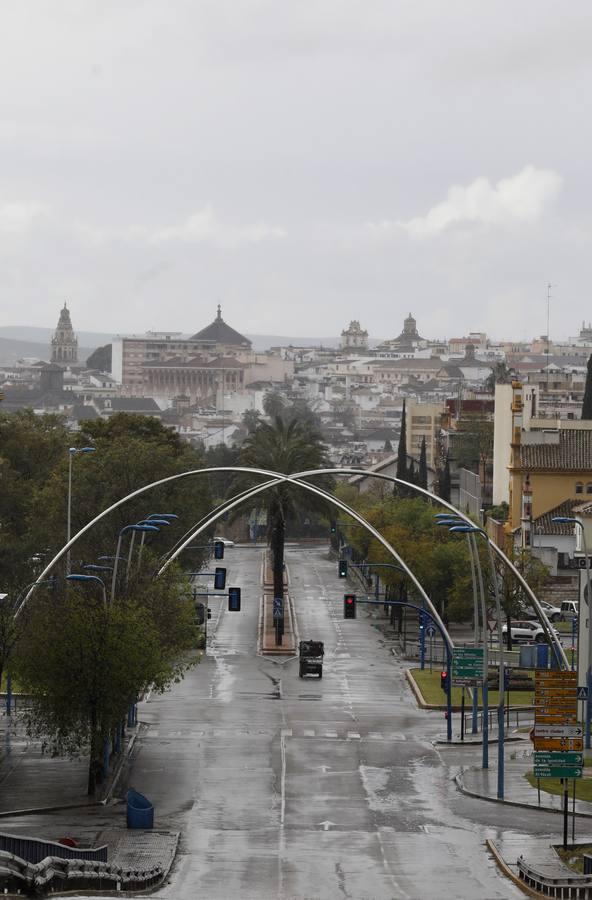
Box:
(318, 820, 337, 831)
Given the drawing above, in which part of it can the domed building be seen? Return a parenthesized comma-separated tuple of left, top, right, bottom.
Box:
(374, 313, 426, 357)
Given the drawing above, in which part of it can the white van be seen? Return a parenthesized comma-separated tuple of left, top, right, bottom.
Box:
(560, 600, 579, 621)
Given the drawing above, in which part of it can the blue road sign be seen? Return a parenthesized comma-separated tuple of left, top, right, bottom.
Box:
(426, 624, 436, 638)
(577, 686, 589, 701)
(273, 597, 283, 619)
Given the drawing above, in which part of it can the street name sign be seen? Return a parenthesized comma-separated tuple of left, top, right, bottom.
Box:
(534, 751, 583, 766)
(534, 671, 579, 756)
(452, 648, 483, 685)
(534, 725, 583, 738)
(533, 765, 583, 779)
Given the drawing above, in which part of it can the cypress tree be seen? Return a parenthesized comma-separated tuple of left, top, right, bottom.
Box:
(396, 400, 408, 481)
(418, 436, 428, 489)
(583, 354, 592, 420)
(438, 454, 451, 502)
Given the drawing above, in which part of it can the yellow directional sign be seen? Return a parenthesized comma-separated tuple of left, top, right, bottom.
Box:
(534, 737, 584, 752)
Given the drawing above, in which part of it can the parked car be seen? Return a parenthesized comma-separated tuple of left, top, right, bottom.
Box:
(560, 600, 578, 622)
(539, 601, 562, 623)
(500, 620, 555, 644)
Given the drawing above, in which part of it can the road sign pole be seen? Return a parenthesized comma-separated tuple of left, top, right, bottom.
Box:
(419, 610, 425, 671)
(471, 684, 478, 735)
(563, 780, 569, 850)
(482, 679, 489, 769)
(446, 648, 452, 742)
(461, 688, 465, 742)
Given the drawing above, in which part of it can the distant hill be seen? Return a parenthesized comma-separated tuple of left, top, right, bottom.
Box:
(0, 325, 380, 365)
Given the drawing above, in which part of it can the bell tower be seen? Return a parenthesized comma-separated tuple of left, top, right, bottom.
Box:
(51, 303, 78, 365)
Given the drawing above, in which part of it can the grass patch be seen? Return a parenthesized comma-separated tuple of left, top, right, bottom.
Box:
(556, 844, 592, 873)
(555, 621, 576, 634)
(525, 772, 592, 803)
(410, 669, 534, 707)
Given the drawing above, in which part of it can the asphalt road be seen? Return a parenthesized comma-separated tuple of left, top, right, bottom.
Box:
(28, 547, 560, 900)
(109, 545, 570, 898)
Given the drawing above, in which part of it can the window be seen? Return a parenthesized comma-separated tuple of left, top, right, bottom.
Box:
(576, 482, 584, 494)
(587, 483, 592, 495)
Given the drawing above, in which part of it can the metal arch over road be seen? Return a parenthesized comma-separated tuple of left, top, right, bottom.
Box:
(156, 472, 454, 653)
(19, 463, 567, 668)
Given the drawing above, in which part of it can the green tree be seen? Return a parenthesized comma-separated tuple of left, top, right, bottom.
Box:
(239, 417, 330, 600)
(582, 354, 592, 420)
(396, 400, 407, 482)
(14, 560, 198, 795)
(484, 361, 515, 393)
(437, 454, 451, 502)
(453, 413, 494, 496)
(492, 548, 549, 650)
(86, 344, 112, 372)
(418, 436, 428, 489)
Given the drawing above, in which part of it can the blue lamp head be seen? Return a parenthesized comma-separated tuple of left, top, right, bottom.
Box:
(552, 517, 575, 524)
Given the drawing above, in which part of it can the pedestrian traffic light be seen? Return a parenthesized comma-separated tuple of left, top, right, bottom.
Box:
(207, 607, 212, 620)
(440, 670, 448, 693)
(214, 567, 227, 590)
(213, 540, 224, 559)
(195, 603, 205, 625)
(228, 587, 241, 611)
(330, 520, 337, 534)
(343, 594, 356, 619)
(338, 559, 348, 578)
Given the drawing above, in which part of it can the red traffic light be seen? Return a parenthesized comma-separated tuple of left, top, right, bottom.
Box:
(343, 594, 357, 619)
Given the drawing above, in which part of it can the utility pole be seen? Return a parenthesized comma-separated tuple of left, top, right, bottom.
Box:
(546, 283, 552, 391)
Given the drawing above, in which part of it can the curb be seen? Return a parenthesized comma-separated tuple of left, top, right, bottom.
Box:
(485, 839, 546, 899)
(455, 771, 592, 819)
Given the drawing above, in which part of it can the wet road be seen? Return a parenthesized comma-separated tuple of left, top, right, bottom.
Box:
(118, 545, 565, 898)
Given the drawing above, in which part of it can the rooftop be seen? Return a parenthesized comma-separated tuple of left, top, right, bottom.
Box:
(520, 430, 592, 471)
(190, 306, 252, 348)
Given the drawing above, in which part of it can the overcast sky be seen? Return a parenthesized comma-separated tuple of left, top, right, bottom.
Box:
(1, 1, 591, 342)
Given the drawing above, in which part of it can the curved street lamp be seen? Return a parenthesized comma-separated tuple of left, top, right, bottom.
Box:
(111, 525, 160, 603)
(66, 573, 108, 608)
(67, 447, 96, 574)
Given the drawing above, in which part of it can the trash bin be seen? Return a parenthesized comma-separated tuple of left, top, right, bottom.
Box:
(536, 643, 549, 669)
(126, 789, 154, 829)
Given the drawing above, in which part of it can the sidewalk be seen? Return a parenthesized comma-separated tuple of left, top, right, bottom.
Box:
(0, 709, 178, 890)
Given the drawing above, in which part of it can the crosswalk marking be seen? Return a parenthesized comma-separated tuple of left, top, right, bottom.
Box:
(281, 728, 293, 737)
(323, 731, 338, 738)
(303, 729, 315, 737)
(347, 732, 361, 740)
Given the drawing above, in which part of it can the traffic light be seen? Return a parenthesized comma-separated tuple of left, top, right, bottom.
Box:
(213, 540, 224, 559)
(207, 607, 212, 620)
(343, 594, 356, 619)
(228, 587, 241, 611)
(440, 670, 448, 693)
(195, 603, 205, 625)
(214, 567, 227, 590)
(338, 559, 348, 578)
(330, 520, 337, 534)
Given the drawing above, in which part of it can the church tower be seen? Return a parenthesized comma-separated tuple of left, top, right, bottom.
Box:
(51, 303, 79, 365)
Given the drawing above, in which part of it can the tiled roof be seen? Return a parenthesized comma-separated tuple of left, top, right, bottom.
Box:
(520, 430, 592, 471)
(532, 499, 583, 535)
(191, 307, 251, 347)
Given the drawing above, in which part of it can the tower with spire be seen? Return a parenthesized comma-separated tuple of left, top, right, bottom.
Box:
(51, 303, 78, 365)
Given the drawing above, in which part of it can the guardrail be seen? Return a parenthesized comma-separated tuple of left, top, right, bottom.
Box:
(518, 855, 592, 898)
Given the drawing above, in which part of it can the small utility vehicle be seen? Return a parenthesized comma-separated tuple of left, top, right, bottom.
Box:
(298, 640, 324, 678)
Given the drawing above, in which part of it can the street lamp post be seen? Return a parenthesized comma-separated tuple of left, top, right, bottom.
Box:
(451, 524, 505, 799)
(110, 524, 160, 603)
(133, 516, 176, 575)
(66, 447, 96, 575)
(66, 573, 108, 608)
(435, 515, 489, 761)
(553, 515, 592, 749)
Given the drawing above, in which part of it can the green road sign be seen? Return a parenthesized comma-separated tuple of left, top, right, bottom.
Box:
(534, 751, 583, 766)
(452, 648, 483, 682)
(534, 766, 583, 779)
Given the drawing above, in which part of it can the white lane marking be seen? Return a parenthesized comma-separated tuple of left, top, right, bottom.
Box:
(347, 732, 361, 740)
(303, 729, 315, 737)
(281, 728, 292, 737)
(280, 730, 286, 827)
(324, 730, 338, 738)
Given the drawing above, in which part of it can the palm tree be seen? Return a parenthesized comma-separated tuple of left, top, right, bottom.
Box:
(239, 416, 330, 600)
